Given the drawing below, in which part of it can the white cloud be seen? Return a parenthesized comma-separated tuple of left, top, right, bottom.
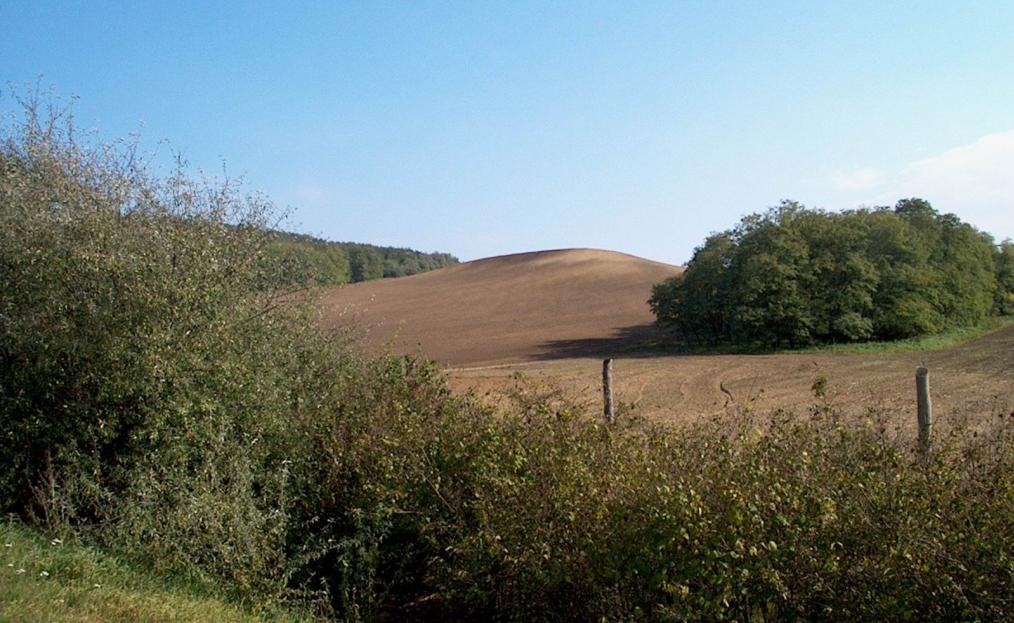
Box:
(867, 130, 1014, 241)
(832, 167, 883, 192)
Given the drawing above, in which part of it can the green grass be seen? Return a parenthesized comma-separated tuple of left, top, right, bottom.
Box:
(0, 520, 311, 623)
(642, 315, 1014, 357)
(785, 314, 1014, 354)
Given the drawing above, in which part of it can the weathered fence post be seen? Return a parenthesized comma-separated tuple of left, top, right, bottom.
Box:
(916, 366, 932, 454)
(602, 358, 615, 425)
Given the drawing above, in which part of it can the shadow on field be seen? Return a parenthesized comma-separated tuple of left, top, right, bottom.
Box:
(532, 324, 678, 361)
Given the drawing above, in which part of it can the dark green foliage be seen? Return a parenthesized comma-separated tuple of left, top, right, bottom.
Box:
(651, 199, 1003, 347)
(284, 375, 1014, 622)
(347, 244, 385, 282)
(994, 240, 1014, 315)
(339, 241, 457, 283)
(382, 247, 457, 279)
(1, 97, 325, 595)
(651, 234, 735, 345)
(0, 94, 466, 610)
(260, 233, 352, 287)
(259, 233, 457, 289)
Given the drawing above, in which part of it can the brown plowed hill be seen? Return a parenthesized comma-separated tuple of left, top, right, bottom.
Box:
(319, 248, 681, 366)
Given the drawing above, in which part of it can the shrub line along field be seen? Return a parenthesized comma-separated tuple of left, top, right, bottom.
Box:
(322, 248, 1014, 427)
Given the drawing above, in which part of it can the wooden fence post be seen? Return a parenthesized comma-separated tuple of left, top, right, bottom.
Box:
(602, 358, 615, 425)
(916, 366, 932, 454)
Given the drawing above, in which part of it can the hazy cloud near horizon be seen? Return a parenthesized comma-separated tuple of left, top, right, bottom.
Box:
(831, 168, 884, 193)
(834, 130, 1014, 242)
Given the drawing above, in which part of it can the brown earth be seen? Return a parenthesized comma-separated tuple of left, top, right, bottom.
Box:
(450, 327, 1014, 431)
(320, 248, 681, 366)
(320, 248, 1013, 429)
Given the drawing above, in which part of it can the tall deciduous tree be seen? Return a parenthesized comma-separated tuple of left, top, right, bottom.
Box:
(348, 244, 384, 282)
(996, 240, 1014, 315)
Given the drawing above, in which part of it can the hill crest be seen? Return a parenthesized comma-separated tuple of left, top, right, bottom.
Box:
(320, 248, 681, 365)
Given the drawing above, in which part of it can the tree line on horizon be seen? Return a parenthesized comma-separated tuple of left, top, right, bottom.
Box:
(261, 231, 458, 287)
(650, 198, 1014, 348)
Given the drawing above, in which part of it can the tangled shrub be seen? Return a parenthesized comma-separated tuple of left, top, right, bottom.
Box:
(321, 383, 1014, 622)
(1, 93, 312, 592)
(0, 93, 450, 604)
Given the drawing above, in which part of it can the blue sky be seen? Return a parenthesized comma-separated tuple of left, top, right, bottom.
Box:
(3, 1, 1013, 264)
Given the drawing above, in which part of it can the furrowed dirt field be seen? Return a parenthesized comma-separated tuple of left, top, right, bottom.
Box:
(321, 249, 1014, 428)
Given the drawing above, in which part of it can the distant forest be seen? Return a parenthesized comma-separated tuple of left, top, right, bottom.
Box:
(261, 231, 458, 287)
(650, 199, 1014, 348)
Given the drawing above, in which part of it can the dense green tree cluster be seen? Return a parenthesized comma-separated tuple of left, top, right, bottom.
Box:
(381, 246, 458, 278)
(997, 239, 1014, 315)
(651, 200, 1010, 347)
(263, 233, 457, 287)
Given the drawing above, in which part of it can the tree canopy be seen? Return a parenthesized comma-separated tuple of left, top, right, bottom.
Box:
(262, 232, 457, 288)
(650, 200, 1009, 347)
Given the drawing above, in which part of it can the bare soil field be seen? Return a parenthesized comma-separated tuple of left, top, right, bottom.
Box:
(450, 328, 1014, 430)
(320, 248, 681, 365)
(321, 249, 1013, 428)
